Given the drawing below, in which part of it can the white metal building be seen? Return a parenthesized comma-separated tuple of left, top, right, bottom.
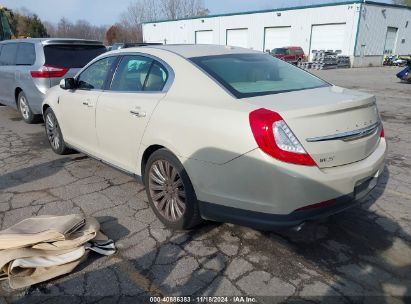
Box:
(142, 1, 411, 67)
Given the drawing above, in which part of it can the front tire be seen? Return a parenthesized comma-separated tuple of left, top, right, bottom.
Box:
(144, 149, 203, 230)
(18, 91, 41, 124)
(44, 108, 71, 155)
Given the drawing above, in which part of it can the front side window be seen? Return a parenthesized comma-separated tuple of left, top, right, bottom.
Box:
(110, 55, 168, 92)
(189, 53, 329, 98)
(77, 57, 116, 90)
(16, 43, 36, 66)
(0, 43, 18, 65)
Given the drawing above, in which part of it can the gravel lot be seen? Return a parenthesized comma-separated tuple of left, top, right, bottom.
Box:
(0, 66, 410, 303)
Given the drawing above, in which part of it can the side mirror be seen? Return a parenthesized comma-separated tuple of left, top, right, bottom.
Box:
(60, 78, 76, 90)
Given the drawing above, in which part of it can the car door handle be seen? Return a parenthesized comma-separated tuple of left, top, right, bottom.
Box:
(130, 110, 146, 118)
(82, 100, 94, 107)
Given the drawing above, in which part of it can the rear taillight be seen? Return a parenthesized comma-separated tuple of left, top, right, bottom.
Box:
(249, 108, 316, 166)
(380, 126, 385, 138)
(30, 65, 69, 78)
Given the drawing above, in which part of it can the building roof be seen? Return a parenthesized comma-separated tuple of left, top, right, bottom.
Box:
(143, 0, 410, 25)
(121, 44, 258, 58)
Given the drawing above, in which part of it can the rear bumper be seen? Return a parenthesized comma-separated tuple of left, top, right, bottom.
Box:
(199, 170, 381, 230)
(186, 138, 386, 216)
(199, 197, 353, 230)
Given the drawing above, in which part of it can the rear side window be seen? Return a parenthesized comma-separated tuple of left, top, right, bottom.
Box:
(16, 43, 36, 66)
(44, 45, 107, 68)
(111, 56, 153, 92)
(0, 43, 18, 65)
(110, 55, 168, 92)
(145, 62, 168, 91)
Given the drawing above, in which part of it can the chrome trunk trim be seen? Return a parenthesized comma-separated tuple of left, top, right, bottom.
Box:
(306, 122, 380, 142)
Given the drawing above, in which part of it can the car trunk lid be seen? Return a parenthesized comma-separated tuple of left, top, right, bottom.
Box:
(245, 86, 382, 168)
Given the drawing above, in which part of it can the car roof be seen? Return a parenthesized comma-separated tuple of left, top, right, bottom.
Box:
(117, 44, 260, 58)
(0, 38, 104, 46)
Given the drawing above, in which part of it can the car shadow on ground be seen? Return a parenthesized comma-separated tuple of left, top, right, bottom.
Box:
(0, 158, 73, 191)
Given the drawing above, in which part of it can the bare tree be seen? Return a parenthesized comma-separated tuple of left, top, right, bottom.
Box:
(43, 21, 56, 37)
(116, 0, 208, 43)
(161, 0, 206, 19)
(118, 0, 160, 43)
(45, 18, 107, 42)
(56, 18, 72, 37)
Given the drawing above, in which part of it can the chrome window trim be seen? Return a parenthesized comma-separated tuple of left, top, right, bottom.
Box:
(306, 121, 381, 142)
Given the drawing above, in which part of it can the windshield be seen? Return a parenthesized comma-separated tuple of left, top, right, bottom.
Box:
(272, 48, 287, 55)
(189, 53, 329, 98)
(44, 45, 107, 68)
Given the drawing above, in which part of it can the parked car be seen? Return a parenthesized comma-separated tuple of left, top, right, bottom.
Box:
(0, 38, 107, 123)
(271, 46, 305, 64)
(110, 42, 163, 51)
(396, 58, 411, 82)
(42, 45, 386, 230)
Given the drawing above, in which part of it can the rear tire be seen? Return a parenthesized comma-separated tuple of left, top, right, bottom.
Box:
(18, 91, 41, 124)
(144, 149, 203, 230)
(44, 108, 72, 155)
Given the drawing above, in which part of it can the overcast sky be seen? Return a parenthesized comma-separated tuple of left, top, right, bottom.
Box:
(0, 0, 394, 26)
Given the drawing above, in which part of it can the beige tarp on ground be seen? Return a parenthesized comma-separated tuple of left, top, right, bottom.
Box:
(0, 214, 115, 289)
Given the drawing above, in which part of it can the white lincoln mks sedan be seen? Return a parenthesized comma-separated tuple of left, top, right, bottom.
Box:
(42, 45, 387, 230)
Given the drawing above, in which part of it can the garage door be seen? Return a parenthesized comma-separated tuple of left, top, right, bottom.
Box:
(264, 27, 291, 52)
(310, 23, 346, 56)
(195, 30, 214, 44)
(226, 29, 248, 48)
(384, 27, 398, 55)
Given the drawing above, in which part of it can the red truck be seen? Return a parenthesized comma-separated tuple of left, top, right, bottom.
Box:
(270, 46, 305, 64)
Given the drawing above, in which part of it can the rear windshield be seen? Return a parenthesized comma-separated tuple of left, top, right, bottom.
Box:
(44, 45, 107, 68)
(189, 53, 329, 98)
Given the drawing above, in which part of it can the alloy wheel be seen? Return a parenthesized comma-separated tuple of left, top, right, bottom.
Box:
(19, 96, 30, 120)
(148, 160, 187, 222)
(45, 112, 60, 150)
